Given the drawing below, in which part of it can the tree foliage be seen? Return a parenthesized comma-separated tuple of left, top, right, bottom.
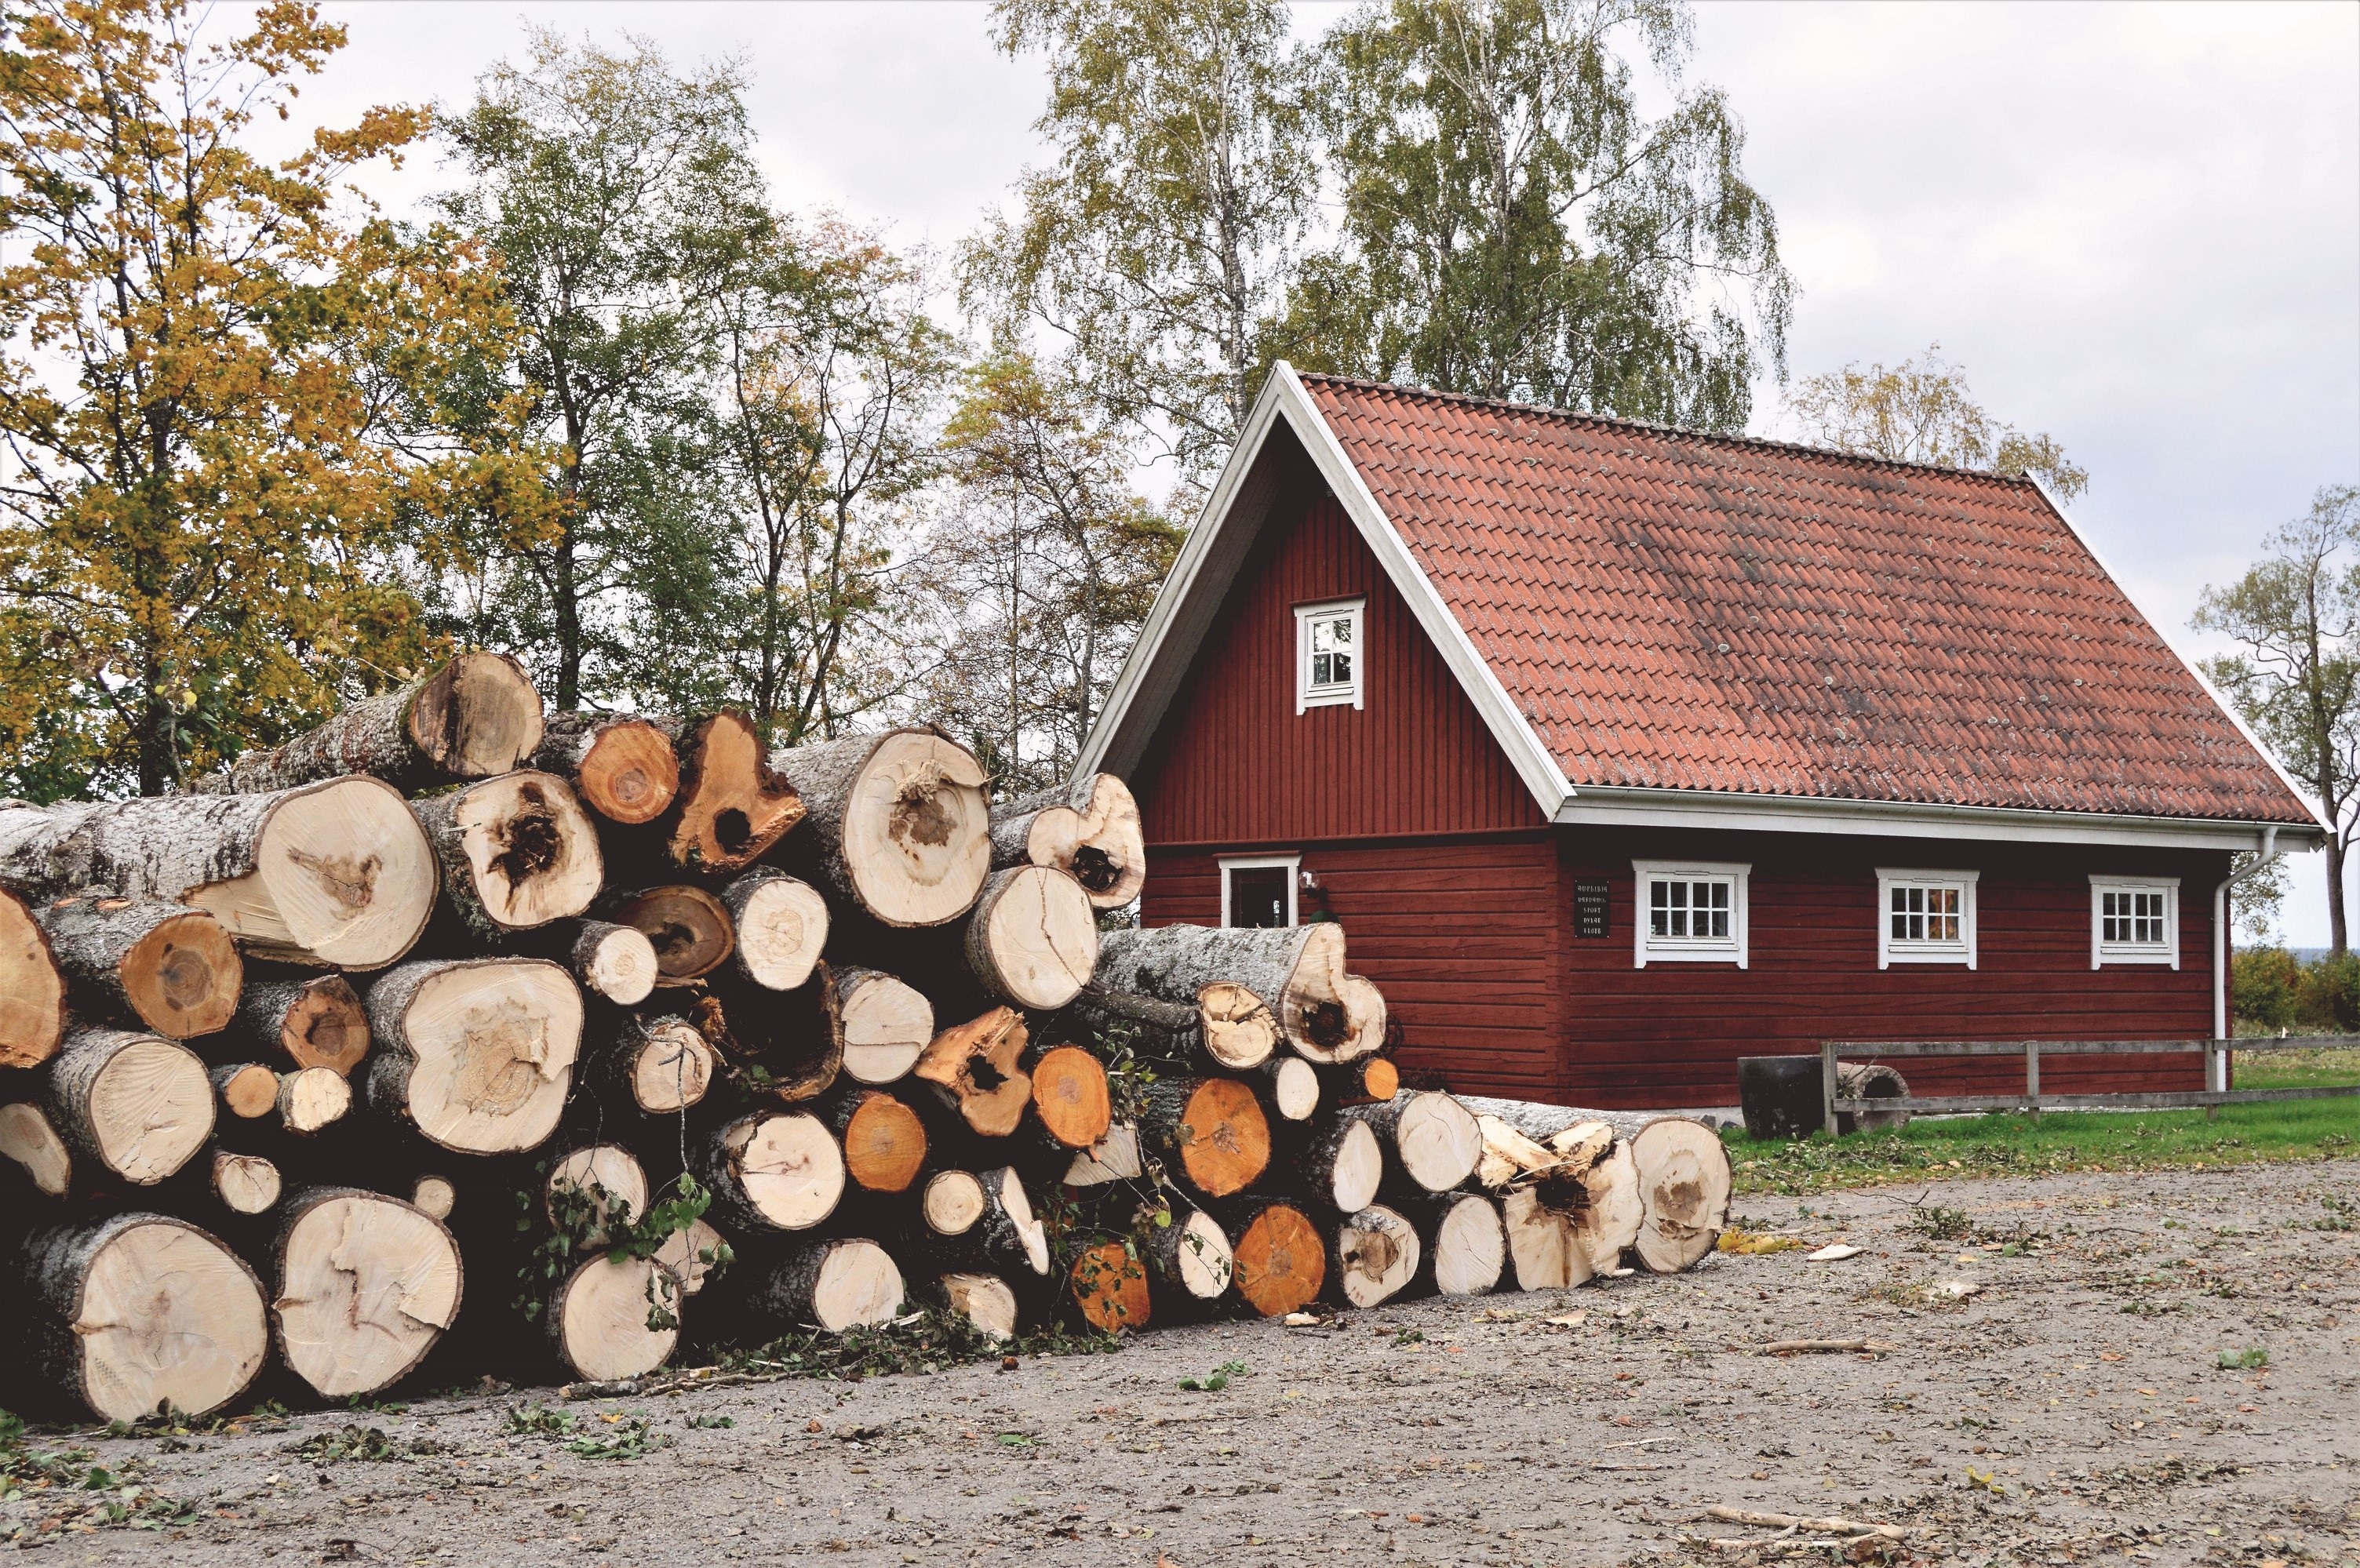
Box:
(0, 0, 537, 798)
(963, 0, 1313, 479)
(922, 353, 1181, 791)
(1786, 344, 2088, 500)
(2196, 485, 2360, 953)
(1286, 0, 1790, 429)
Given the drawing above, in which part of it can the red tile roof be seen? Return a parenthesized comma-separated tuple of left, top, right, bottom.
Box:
(1299, 374, 2314, 825)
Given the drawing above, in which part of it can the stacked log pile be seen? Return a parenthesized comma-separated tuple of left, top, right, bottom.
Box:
(0, 652, 1732, 1424)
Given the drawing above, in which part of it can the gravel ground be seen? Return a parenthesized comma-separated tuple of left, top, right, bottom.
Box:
(9, 1161, 2358, 1567)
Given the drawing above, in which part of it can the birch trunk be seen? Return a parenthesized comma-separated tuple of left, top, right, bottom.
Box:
(191, 653, 542, 795)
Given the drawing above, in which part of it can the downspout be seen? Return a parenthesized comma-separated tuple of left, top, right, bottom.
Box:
(2216, 825, 2284, 1089)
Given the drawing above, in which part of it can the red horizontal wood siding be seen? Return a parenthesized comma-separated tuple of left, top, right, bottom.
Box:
(1555, 828, 2227, 1108)
(1132, 493, 1544, 846)
(1143, 834, 1564, 1101)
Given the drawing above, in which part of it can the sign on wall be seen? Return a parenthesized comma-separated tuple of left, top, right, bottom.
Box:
(1575, 879, 1611, 939)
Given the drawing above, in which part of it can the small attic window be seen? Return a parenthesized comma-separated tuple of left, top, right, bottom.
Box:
(1295, 598, 1364, 712)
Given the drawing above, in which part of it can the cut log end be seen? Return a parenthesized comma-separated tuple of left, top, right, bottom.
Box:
(915, 1008, 1032, 1137)
(1575, 1142, 1645, 1274)
(1197, 981, 1277, 1069)
(212, 1151, 282, 1215)
(967, 865, 1098, 1010)
(727, 872, 829, 991)
(1393, 1091, 1483, 1193)
(1333, 1205, 1420, 1308)
(836, 730, 992, 926)
(0, 1101, 71, 1195)
(840, 1091, 927, 1193)
(767, 1238, 903, 1332)
(1233, 1203, 1326, 1318)
(1426, 1194, 1507, 1297)
(1043, 774, 1146, 909)
(274, 1190, 462, 1398)
(922, 1170, 986, 1235)
(548, 1144, 650, 1246)
(0, 889, 65, 1069)
(277, 1066, 351, 1135)
(410, 650, 544, 779)
(834, 968, 931, 1086)
(626, 1018, 715, 1114)
(575, 922, 660, 1006)
(653, 1217, 724, 1295)
(1328, 1119, 1383, 1212)
(1069, 1242, 1149, 1333)
(438, 771, 603, 931)
(42, 900, 243, 1040)
(611, 886, 734, 988)
(573, 719, 680, 825)
(370, 959, 583, 1155)
(670, 712, 805, 873)
(191, 776, 438, 970)
(216, 1062, 281, 1120)
(1629, 1118, 1733, 1273)
(1271, 1057, 1320, 1121)
(273, 975, 370, 1075)
(1169, 1209, 1233, 1301)
(725, 1112, 846, 1231)
(985, 1166, 1051, 1276)
(71, 1032, 215, 1183)
(937, 1271, 1018, 1339)
(1360, 1057, 1400, 1103)
(1500, 1187, 1589, 1291)
(1029, 1045, 1113, 1148)
(1173, 1078, 1270, 1198)
(1064, 1123, 1142, 1187)
(410, 1175, 457, 1221)
(552, 1253, 678, 1381)
(42, 1216, 270, 1421)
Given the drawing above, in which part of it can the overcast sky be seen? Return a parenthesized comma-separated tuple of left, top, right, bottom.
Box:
(303, 0, 2360, 940)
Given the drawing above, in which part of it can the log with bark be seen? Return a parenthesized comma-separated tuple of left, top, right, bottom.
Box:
(910, 1007, 1032, 1138)
(1139, 1075, 1271, 1199)
(410, 1173, 457, 1221)
(195, 653, 543, 795)
(1401, 1192, 1506, 1297)
(213, 1061, 282, 1122)
(1258, 1055, 1321, 1122)
(33, 893, 242, 1040)
(722, 869, 829, 991)
(989, 773, 1145, 911)
(547, 1144, 649, 1247)
(228, 973, 370, 1075)
(0, 777, 437, 969)
(963, 865, 1098, 1010)
(272, 1066, 353, 1136)
(1293, 1114, 1384, 1213)
(907, 1165, 1050, 1280)
(591, 1011, 716, 1116)
(654, 711, 804, 875)
(271, 1187, 464, 1398)
(1330, 1204, 1421, 1308)
(929, 1271, 1021, 1339)
(19, 1213, 270, 1421)
(1224, 1199, 1327, 1319)
(544, 919, 661, 1006)
(206, 1150, 283, 1216)
(695, 1111, 846, 1233)
(1349, 1090, 1482, 1195)
(0, 1100, 72, 1197)
(770, 728, 990, 927)
(1144, 1206, 1233, 1306)
(1094, 923, 1385, 1064)
(412, 770, 603, 938)
(753, 1237, 905, 1332)
(605, 885, 734, 986)
(697, 970, 843, 1104)
(46, 1027, 215, 1185)
(0, 886, 65, 1069)
(819, 1087, 929, 1195)
(653, 1217, 727, 1296)
(530, 713, 679, 827)
(362, 958, 583, 1155)
(548, 1250, 679, 1381)
(1069, 1241, 1149, 1333)
(1026, 1042, 1113, 1151)
(1624, 1117, 1733, 1272)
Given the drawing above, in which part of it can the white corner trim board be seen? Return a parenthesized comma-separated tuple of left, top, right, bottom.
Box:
(1633, 860, 1750, 970)
(2089, 874, 2180, 970)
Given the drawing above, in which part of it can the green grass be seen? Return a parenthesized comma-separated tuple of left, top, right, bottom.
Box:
(2234, 1044, 2360, 1090)
(1727, 1096, 2360, 1195)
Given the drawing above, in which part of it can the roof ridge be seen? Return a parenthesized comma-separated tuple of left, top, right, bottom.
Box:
(1292, 369, 2046, 493)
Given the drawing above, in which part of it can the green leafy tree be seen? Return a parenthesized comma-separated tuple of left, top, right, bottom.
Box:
(923, 352, 1182, 789)
(2196, 485, 2360, 952)
(432, 30, 759, 709)
(0, 0, 536, 798)
(963, 0, 1313, 478)
(1786, 344, 2088, 500)
(1286, 0, 1790, 430)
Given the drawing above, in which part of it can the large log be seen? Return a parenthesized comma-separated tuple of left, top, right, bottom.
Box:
(45, 1026, 214, 1184)
(228, 973, 370, 1075)
(1258, 1055, 1322, 1122)
(658, 711, 804, 875)
(1027, 1042, 1113, 1150)
(606, 885, 734, 987)
(20, 1213, 269, 1421)
(912, 1007, 1033, 1138)
(989, 773, 1145, 910)
(362, 959, 583, 1154)
(770, 728, 990, 927)
(1144, 1206, 1233, 1304)
(829, 967, 933, 1090)
(1348, 1090, 1482, 1195)
(1094, 923, 1384, 1064)
(1140, 1076, 1271, 1199)
(1625, 1118, 1733, 1272)
(653, 1217, 727, 1297)
(1069, 1241, 1149, 1333)
(0, 777, 437, 969)
(549, 1251, 679, 1381)
(1401, 1192, 1506, 1297)
(32, 893, 241, 1040)
(530, 712, 679, 826)
(412, 770, 603, 938)
(1330, 1203, 1420, 1308)
(818, 1087, 929, 1195)
(1225, 1198, 1326, 1318)
(753, 1237, 904, 1331)
(721, 868, 829, 991)
(1295, 1114, 1384, 1213)
(0, 1100, 72, 1196)
(963, 865, 1098, 1010)
(194, 652, 543, 794)
(0, 886, 65, 1068)
(271, 1187, 463, 1399)
(694, 1111, 845, 1232)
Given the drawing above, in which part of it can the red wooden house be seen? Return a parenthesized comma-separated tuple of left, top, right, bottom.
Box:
(1076, 368, 2325, 1108)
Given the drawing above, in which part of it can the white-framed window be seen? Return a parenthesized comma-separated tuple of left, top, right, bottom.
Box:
(1221, 853, 1299, 929)
(2090, 875, 2179, 969)
(1633, 860, 1750, 969)
(1876, 868, 1979, 970)
(1295, 598, 1365, 712)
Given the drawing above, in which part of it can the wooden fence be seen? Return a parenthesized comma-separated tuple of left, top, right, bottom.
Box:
(1818, 1036, 2360, 1137)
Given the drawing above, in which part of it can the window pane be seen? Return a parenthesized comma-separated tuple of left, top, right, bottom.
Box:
(1228, 868, 1290, 930)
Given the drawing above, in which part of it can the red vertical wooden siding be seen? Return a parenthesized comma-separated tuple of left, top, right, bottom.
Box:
(1553, 830, 2225, 1107)
(1132, 494, 1544, 845)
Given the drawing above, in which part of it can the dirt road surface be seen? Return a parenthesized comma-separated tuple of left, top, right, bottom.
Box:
(9, 1162, 2357, 1567)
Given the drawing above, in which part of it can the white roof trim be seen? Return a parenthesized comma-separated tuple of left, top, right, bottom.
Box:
(1076, 369, 2325, 849)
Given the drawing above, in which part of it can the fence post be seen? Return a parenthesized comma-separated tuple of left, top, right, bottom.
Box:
(2204, 1041, 2219, 1122)
(1821, 1042, 1840, 1138)
(2025, 1042, 2041, 1119)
